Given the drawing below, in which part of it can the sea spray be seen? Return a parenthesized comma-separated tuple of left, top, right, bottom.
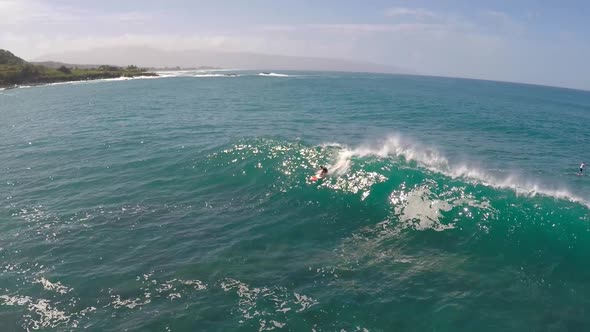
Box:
(331, 134, 589, 207)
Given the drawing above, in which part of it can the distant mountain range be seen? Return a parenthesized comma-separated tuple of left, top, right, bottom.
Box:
(33, 46, 410, 74)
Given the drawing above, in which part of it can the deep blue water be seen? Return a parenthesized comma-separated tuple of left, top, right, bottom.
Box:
(1, 72, 590, 331)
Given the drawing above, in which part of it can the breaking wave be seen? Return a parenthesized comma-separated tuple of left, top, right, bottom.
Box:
(335, 135, 589, 207)
(208, 136, 589, 234)
(258, 72, 290, 77)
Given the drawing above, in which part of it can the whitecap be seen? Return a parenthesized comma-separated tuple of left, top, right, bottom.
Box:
(258, 72, 289, 77)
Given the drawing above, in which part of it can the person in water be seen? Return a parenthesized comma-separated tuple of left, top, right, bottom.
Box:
(580, 162, 586, 175)
(319, 166, 328, 178)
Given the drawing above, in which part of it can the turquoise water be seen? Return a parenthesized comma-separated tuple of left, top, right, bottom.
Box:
(1, 72, 590, 331)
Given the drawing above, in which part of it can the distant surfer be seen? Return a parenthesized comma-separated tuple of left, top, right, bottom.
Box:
(580, 162, 586, 175)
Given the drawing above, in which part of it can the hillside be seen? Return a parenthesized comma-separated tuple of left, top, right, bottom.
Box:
(30, 61, 102, 70)
(0, 49, 26, 65)
(0, 49, 157, 88)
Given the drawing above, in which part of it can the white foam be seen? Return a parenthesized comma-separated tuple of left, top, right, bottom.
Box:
(322, 170, 387, 197)
(35, 277, 72, 294)
(293, 292, 318, 312)
(14, 75, 161, 90)
(259, 319, 287, 331)
(318, 142, 344, 148)
(156, 70, 239, 78)
(131, 274, 207, 305)
(0, 294, 32, 306)
(109, 294, 151, 309)
(349, 135, 448, 168)
(258, 72, 289, 77)
(0, 295, 72, 330)
(391, 185, 456, 231)
(328, 149, 353, 176)
(331, 135, 590, 207)
(220, 278, 317, 326)
(178, 279, 208, 290)
(195, 73, 239, 78)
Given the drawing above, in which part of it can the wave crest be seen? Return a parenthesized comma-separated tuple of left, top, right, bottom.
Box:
(333, 135, 588, 207)
(258, 72, 289, 77)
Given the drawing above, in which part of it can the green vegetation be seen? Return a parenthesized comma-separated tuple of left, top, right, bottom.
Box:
(0, 49, 25, 65)
(0, 49, 157, 88)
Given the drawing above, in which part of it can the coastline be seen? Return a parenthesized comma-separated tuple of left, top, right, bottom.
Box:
(0, 71, 158, 89)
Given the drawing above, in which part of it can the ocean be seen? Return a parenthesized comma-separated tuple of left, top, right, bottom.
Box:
(1, 71, 590, 331)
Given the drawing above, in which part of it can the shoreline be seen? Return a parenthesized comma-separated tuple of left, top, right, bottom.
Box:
(0, 72, 159, 90)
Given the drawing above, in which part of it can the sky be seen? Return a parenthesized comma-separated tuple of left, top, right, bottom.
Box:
(1, 0, 589, 89)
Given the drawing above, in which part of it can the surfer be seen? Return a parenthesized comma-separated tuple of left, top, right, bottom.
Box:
(310, 166, 328, 182)
(319, 166, 328, 178)
(580, 162, 586, 175)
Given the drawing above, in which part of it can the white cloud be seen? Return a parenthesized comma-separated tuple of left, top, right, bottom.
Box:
(255, 25, 298, 32)
(103, 11, 154, 23)
(14, 33, 263, 58)
(0, 0, 57, 24)
(384, 7, 440, 20)
(0, 0, 152, 26)
(305, 23, 444, 33)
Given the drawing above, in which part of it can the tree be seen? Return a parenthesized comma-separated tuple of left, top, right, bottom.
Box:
(57, 65, 72, 74)
(98, 65, 120, 71)
(19, 64, 38, 78)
